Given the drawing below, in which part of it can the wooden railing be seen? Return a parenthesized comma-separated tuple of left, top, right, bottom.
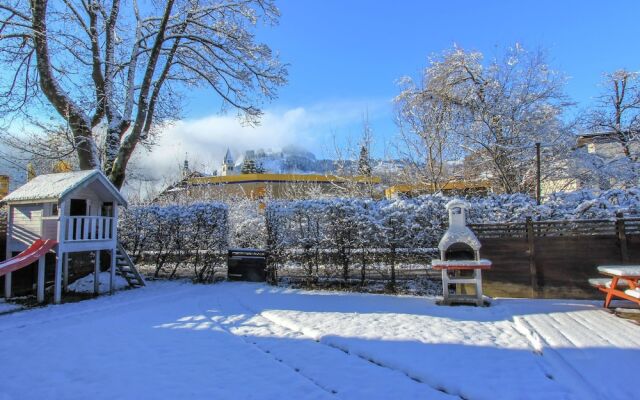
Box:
(62, 216, 115, 242)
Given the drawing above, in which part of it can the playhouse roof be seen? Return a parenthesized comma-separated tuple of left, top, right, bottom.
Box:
(1, 170, 127, 206)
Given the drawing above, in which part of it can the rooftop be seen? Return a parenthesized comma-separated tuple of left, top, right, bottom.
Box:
(1, 170, 126, 205)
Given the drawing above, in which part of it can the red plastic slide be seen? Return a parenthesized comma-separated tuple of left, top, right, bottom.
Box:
(0, 239, 58, 277)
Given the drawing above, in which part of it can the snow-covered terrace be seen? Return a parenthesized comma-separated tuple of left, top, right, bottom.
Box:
(0, 282, 638, 399)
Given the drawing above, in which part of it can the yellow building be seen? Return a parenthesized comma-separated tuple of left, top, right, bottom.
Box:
(159, 173, 383, 202)
(0, 175, 9, 198)
(384, 180, 492, 199)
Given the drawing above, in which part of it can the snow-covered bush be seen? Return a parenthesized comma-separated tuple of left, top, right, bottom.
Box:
(265, 189, 640, 287)
(466, 189, 640, 222)
(266, 197, 447, 288)
(119, 202, 228, 282)
(228, 198, 267, 249)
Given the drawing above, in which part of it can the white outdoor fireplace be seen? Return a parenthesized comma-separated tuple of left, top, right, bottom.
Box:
(431, 200, 491, 306)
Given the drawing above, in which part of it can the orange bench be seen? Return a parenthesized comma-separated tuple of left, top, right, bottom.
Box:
(591, 266, 640, 308)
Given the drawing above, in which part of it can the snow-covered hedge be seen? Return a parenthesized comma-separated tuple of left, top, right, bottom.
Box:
(265, 189, 640, 286)
(228, 198, 267, 249)
(265, 198, 447, 287)
(119, 202, 228, 282)
(467, 189, 640, 222)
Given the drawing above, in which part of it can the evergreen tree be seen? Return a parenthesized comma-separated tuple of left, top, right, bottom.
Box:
(358, 145, 372, 176)
(241, 159, 258, 174)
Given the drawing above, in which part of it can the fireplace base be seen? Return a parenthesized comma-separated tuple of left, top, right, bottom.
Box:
(432, 259, 492, 306)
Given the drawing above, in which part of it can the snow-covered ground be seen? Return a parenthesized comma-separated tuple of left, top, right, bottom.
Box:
(0, 282, 638, 400)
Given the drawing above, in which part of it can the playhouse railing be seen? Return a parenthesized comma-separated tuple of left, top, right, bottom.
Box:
(61, 216, 116, 242)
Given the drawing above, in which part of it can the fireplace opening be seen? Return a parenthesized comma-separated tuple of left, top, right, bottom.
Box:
(444, 242, 476, 261)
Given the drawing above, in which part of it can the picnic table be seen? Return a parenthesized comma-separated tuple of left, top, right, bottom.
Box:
(590, 265, 640, 308)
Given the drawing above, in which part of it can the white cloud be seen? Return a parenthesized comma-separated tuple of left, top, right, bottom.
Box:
(128, 99, 389, 190)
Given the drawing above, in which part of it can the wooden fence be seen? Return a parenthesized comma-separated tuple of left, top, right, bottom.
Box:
(2, 213, 639, 299)
(469, 213, 640, 299)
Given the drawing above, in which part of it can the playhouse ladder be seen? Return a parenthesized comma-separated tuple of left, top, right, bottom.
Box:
(115, 243, 146, 288)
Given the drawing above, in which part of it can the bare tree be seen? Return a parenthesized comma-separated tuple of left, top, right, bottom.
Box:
(0, 0, 287, 188)
(396, 44, 569, 193)
(583, 69, 640, 161)
(1, 125, 78, 175)
(394, 75, 461, 191)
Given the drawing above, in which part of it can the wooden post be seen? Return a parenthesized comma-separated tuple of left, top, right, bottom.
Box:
(535, 143, 541, 205)
(616, 212, 629, 264)
(54, 248, 63, 304)
(94, 250, 101, 295)
(4, 272, 11, 299)
(526, 217, 539, 297)
(110, 248, 116, 295)
(37, 256, 45, 303)
(54, 201, 66, 304)
(5, 205, 12, 299)
(63, 254, 69, 293)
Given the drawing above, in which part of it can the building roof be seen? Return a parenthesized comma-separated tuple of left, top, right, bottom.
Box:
(1, 170, 127, 206)
(576, 132, 624, 148)
(188, 173, 381, 185)
(223, 148, 234, 165)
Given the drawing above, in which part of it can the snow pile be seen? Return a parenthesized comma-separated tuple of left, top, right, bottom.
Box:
(119, 202, 228, 281)
(68, 272, 129, 293)
(0, 299, 22, 314)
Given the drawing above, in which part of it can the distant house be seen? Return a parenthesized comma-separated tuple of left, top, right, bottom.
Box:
(542, 131, 639, 195)
(576, 131, 639, 159)
(384, 180, 492, 199)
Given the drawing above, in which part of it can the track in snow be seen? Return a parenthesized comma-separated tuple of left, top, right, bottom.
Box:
(212, 291, 457, 400)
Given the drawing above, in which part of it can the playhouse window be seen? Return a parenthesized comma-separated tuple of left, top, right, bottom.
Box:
(452, 207, 462, 215)
(101, 202, 114, 217)
(44, 203, 58, 217)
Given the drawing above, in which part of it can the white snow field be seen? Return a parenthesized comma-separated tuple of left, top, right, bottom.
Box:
(0, 282, 638, 400)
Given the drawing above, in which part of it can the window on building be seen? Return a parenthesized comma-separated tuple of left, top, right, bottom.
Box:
(101, 202, 114, 217)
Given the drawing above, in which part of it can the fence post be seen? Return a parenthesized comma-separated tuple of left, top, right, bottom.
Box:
(526, 217, 539, 297)
(616, 212, 629, 264)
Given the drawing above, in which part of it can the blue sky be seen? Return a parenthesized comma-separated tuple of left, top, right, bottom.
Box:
(176, 0, 640, 163)
(8, 1, 640, 181)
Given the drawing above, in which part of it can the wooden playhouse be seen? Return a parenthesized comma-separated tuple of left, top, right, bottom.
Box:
(0, 170, 144, 304)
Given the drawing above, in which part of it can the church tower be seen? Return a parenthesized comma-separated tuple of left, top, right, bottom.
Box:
(221, 148, 235, 176)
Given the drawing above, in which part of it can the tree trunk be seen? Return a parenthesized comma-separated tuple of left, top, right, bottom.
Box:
(30, 0, 98, 171)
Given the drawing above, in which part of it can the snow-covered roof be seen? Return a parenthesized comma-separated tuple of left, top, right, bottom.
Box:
(446, 199, 470, 210)
(1, 170, 127, 206)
